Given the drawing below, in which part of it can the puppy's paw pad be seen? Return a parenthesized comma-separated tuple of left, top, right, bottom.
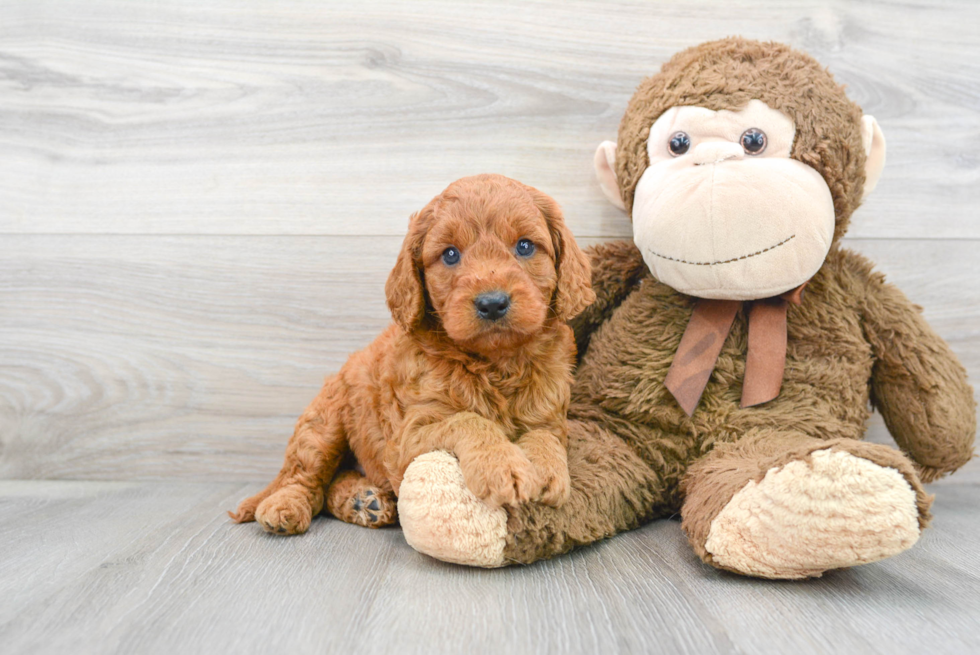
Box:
(345, 488, 396, 528)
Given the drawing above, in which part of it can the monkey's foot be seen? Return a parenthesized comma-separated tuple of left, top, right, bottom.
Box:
(398, 451, 508, 567)
(704, 449, 921, 579)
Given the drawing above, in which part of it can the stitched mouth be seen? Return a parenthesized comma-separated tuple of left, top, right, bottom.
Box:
(645, 234, 796, 267)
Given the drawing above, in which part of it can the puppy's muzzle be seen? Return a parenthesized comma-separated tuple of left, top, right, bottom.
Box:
(474, 291, 510, 321)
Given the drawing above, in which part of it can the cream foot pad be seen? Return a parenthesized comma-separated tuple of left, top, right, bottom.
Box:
(705, 449, 921, 579)
(398, 451, 508, 568)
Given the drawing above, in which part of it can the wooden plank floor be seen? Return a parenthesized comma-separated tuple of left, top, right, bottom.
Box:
(1, 480, 978, 655)
(1, 1, 978, 653)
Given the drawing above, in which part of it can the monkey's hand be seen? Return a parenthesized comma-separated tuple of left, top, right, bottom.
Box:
(569, 240, 648, 358)
(863, 269, 976, 482)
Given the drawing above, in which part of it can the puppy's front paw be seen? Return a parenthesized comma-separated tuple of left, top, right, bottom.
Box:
(254, 486, 320, 535)
(535, 465, 571, 508)
(460, 444, 537, 508)
(515, 431, 571, 508)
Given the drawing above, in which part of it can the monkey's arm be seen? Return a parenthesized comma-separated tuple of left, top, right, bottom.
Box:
(569, 240, 648, 357)
(863, 271, 976, 482)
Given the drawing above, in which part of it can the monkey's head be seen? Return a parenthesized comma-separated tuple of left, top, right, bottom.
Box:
(595, 38, 886, 300)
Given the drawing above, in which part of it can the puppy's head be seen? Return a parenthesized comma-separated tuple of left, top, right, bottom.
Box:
(385, 174, 595, 356)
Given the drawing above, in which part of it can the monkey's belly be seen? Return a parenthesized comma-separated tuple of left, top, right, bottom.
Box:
(570, 278, 874, 452)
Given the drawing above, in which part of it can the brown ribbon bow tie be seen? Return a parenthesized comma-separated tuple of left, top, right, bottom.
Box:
(664, 284, 806, 417)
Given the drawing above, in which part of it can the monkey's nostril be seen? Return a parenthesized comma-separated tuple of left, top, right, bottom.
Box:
(692, 142, 744, 166)
(475, 292, 511, 321)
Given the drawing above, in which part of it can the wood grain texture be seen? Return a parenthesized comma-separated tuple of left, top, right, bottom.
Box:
(0, 480, 977, 655)
(0, 0, 978, 239)
(1, 235, 976, 483)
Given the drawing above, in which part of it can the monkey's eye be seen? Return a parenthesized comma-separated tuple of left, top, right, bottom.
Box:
(442, 246, 460, 266)
(668, 132, 691, 156)
(515, 238, 535, 258)
(740, 128, 767, 155)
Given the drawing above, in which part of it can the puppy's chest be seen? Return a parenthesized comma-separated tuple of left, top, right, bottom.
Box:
(448, 367, 536, 433)
(395, 358, 545, 436)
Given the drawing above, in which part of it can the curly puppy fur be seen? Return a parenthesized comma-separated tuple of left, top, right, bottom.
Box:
(230, 174, 595, 534)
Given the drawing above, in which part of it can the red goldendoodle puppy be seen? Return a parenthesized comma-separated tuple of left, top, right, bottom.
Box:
(230, 174, 594, 533)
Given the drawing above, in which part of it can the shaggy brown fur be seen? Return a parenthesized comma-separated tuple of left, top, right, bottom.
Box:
(485, 38, 975, 570)
(230, 174, 594, 533)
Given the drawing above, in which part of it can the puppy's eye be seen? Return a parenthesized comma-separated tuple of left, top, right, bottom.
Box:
(515, 239, 535, 258)
(668, 132, 691, 156)
(740, 128, 767, 155)
(442, 246, 460, 266)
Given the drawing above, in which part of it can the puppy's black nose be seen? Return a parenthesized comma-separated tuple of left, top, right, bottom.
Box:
(475, 292, 511, 321)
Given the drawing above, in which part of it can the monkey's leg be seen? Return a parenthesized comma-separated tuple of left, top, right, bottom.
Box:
(326, 470, 397, 528)
(398, 419, 668, 567)
(229, 376, 349, 535)
(681, 431, 932, 579)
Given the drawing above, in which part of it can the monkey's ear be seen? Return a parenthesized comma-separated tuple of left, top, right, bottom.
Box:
(594, 141, 627, 211)
(861, 115, 887, 199)
(535, 192, 596, 321)
(385, 210, 428, 332)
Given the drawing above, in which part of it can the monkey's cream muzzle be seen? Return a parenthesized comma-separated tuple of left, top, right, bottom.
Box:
(630, 101, 835, 301)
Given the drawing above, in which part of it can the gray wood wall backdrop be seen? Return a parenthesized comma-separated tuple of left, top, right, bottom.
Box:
(1, 1, 978, 482)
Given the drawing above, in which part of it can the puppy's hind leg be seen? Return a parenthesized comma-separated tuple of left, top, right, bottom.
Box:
(229, 376, 350, 535)
(326, 470, 398, 529)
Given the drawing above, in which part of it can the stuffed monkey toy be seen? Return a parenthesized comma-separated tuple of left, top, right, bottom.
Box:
(395, 38, 976, 578)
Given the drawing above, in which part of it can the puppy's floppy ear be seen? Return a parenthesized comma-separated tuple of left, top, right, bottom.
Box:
(386, 209, 429, 332)
(534, 191, 595, 321)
